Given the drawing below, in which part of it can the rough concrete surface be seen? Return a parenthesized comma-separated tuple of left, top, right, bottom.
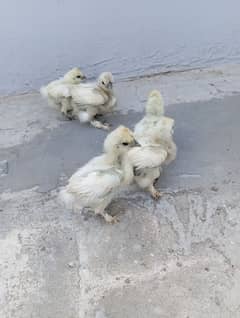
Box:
(1, 64, 240, 318)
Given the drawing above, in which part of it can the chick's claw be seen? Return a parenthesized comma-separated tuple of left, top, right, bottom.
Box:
(90, 120, 111, 130)
(102, 123, 111, 131)
(104, 214, 119, 224)
(152, 190, 162, 200)
(96, 124, 110, 131)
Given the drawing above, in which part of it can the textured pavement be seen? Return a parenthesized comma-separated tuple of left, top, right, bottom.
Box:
(1, 65, 240, 318)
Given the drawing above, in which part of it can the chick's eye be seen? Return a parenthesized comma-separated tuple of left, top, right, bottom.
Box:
(122, 142, 129, 146)
(102, 81, 105, 85)
(76, 75, 81, 78)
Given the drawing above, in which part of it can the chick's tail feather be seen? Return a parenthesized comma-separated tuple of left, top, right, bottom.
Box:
(59, 188, 75, 209)
(40, 86, 48, 99)
(145, 90, 164, 117)
(78, 111, 91, 123)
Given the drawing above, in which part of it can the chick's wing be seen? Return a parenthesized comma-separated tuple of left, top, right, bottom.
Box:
(72, 86, 107, 106)
(67, 169, 122, 204)
(128, 146, 168, 170)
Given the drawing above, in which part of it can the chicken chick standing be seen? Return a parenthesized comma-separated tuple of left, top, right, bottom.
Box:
(127, 90, 177, 199)
(60, 126, 138, 223)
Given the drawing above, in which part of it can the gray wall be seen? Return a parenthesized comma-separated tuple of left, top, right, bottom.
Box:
(1, 0, 240, 95)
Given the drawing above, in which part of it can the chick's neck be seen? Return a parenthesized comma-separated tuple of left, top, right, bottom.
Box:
(96, 84, 112, 98)
(105, 149, 125, 168)
(104, 148, 133, 184)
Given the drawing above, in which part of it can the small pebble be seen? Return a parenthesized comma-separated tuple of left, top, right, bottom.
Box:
(200, 216, 206, 222)
(68, 262, 75, 268)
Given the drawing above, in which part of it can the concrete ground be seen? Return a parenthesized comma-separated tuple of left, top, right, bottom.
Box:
(1, 64, 240, 318)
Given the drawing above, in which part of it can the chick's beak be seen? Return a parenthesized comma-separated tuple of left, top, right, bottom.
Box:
(107, 81, 113, 89)
(132, 139, 140, 147)
(82, 75, 87, 80)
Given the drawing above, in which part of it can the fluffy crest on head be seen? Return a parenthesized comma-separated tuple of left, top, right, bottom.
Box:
(103, 126, 134, 153)
(98, 72, 114, 90)
(98, 72, 114, 82)
(145, 89, 164, 116)
(63, 67, 86, 84)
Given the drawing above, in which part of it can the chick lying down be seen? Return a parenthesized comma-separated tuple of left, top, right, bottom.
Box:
(60, 126, 137, 223)
(40, 67, 86, 119)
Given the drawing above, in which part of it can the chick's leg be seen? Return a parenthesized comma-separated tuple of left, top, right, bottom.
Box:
(95, 206, 119, 224)
(61, 98, 74, 120)
(147, 184, 162, 200)
(153, 167, 162, 186)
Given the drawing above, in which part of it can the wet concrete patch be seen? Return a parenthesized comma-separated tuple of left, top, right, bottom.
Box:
(1, 95, 239, 193)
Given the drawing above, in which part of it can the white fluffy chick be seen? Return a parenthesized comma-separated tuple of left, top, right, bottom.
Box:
(40, 67, 86, 119)
(127, 90, 177, 199)
(70, 72, 116, 130)
(60, 126, 137, 223)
